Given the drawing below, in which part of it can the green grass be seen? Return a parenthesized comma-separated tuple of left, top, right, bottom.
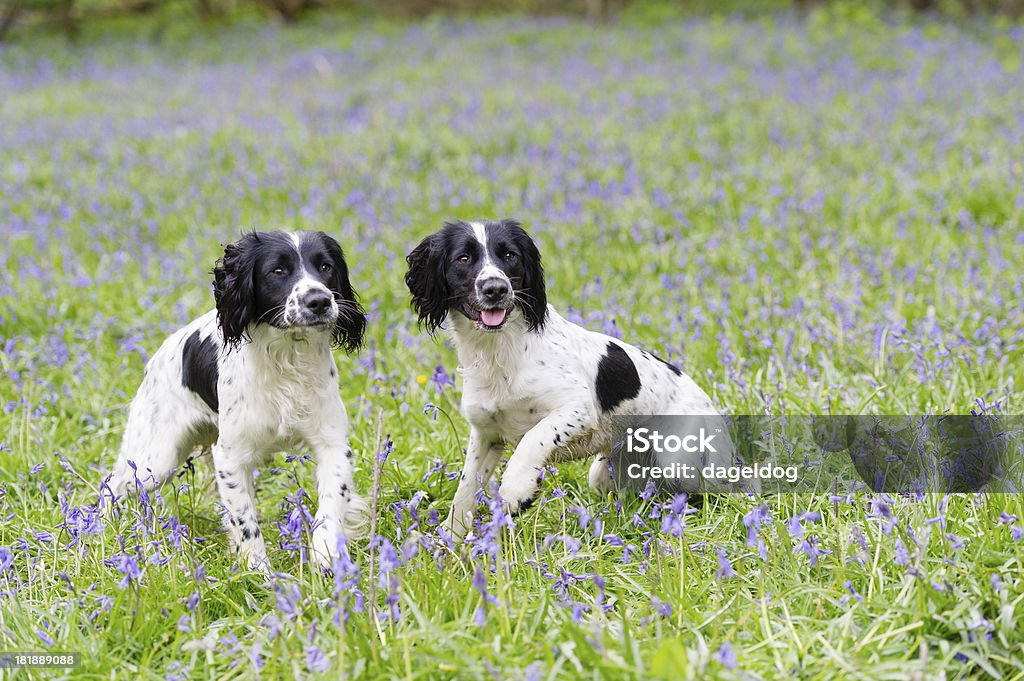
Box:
(1, 9, 1023, 679)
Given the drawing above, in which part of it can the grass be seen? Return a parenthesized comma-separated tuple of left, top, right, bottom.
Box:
(1, 8, 1023, 679)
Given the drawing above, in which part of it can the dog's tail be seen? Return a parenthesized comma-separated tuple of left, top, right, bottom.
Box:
(342, 492, 371, 539)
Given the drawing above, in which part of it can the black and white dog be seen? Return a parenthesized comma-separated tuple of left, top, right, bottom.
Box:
(103, 231, 368, 573)
(406, 219, 756, 538)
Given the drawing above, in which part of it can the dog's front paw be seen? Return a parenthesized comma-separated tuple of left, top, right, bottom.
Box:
(242, 550, 272, 576)
(310, 525, 340, 572)
(498, 475, 540, 516)
(445, 505, 477, 541)
(588, 456, 613, 491)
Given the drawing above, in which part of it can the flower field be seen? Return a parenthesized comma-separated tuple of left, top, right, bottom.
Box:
(1, 9, 1023, 679)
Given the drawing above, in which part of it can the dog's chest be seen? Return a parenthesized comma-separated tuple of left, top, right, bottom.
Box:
(461, 368, 564, 443)
(222, 347, 336, 445)
(464, 397, 540, 439)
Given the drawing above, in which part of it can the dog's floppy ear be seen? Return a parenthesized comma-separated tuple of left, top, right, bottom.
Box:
(405, 231, 449, 335)
(504, 219, 547, 331)
(320, 234, 367, 354)
(213, 232, 261, 349)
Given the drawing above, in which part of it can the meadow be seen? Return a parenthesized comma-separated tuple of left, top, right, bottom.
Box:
(1, 7, 1023, 679)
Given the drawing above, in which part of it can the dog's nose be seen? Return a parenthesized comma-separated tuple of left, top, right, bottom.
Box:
(479, 278, 510, 304)
(303, 291, 333, 315)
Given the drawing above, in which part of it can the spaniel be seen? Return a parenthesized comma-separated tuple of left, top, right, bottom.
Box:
(103, 231, 367, 572)
(406, 219, 756, 538)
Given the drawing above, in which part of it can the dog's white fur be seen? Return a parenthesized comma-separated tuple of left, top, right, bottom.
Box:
(447, 305, 743, 536)
(406, 220, 756, 539)
(103, 231, 367, 573)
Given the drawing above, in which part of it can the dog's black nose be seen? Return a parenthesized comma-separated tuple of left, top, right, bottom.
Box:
(303, 291, 333, 315)
(480, 278, 510, 304)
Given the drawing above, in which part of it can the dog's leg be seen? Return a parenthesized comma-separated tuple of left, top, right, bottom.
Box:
(211, 443, 270, 575)
(104, 392, 208, 510)
(446, 427, 503, 539)
(499, 406, 596, 515)
(587, 455, 613, 491)
(306, 419, 366, 571)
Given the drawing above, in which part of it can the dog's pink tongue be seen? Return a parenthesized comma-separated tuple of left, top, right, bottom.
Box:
(480, 309, 507, 327)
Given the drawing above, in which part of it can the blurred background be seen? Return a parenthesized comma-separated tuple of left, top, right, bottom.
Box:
(2, 0, 1022, 42)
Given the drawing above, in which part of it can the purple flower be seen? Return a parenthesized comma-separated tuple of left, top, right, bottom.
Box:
(651, 597, 672, 619)
(639, 478, 658, 501)
(793, 536, 831, 566)
(0, 546, 13, 572)
(867, 497, 898, 535)
(742, 505, 770, 559)
(742, 505, 770, 538)
(331, 536, 364, 625)
(471, 567, 500, 624)
(660, 494, 695, 537)
(274, 582, 302, 620)
(59, 500, 104, 545)
(843, 580, 863, 602)
(373, 536, 403, 621)
(567, 601, 587, 624)
(248, 642, 265, 671)
(36, 627, 54, 647)
(925, 496, 949, 530)
(567, 505, 592, 531)
(715, 547, 736, 578)
(715, 642, 738, 669)
(378, 435, 395, 464)
(162, 516, 190, 548)
(786, 511, 820, 539)
(946, 533, 967, 551)
(431, 364, 454, 391)
(166, 660, 188, 681)
(523, 662, 544, 681)
(305, 645, 330, 673)
(893, 538, 911, 567)
(105, 553, 142, 589)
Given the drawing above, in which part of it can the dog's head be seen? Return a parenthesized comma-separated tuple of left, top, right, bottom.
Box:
(213, 231, 366, 352)
(405, 219, 547, 334)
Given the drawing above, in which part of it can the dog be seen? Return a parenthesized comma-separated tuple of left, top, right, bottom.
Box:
(405, 219, 757, 538)
(103, 231, 368, 572)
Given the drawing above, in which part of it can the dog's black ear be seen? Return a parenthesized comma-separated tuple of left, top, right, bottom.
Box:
(504, 219, 547, 331)
(405, 231, 449, 335)
(320, 234, 367, 354)
(213, 232, 261, 349)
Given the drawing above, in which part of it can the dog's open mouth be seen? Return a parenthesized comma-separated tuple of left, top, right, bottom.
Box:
(461, 304, 509, 331)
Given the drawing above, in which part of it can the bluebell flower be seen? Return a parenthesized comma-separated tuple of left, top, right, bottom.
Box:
(715, 642, 738, 669)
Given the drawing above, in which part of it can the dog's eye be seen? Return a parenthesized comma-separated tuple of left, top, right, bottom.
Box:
(503, 251, 517, 261)
(320, 262, 333, 273)
(272, 267, 286, 276)
(457, 255, 471, 264)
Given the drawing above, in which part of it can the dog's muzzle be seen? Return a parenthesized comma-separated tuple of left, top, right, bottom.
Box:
(285, 288, 338, 327)
(466, 276, 513, 331)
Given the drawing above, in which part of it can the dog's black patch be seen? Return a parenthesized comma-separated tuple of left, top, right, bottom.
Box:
(596, 342, 641, 412)
(515, 490, 541, 514)
(182, 330, 219, 412)
(652, 353, 682, 376)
